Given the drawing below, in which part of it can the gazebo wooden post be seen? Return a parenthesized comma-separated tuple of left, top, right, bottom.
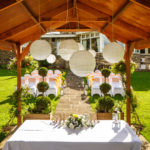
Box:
(16, 43, 22, 127)
(125, 42, 134, 125)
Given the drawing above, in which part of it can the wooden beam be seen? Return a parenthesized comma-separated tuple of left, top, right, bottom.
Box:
(114, 20, 149, 40)
(16, 43, 22, 127)
(133, 38, 150, 49)
(20, 42, 32, 60)
(130, 0, 150, 10)
(101, 1, 132, 32)
(79, 22, 101, 32)
(0, 20, 36, 40)
(41, 17, 110, 22)
(55, 28, 93, 32)
(0, 3, 73, 40)
(0, 0, 23, 13)
(0, 40, 14, 51)
(17, 0, 46, 32)
(77, 2, 110, 19)
(125, 42, 134, 125)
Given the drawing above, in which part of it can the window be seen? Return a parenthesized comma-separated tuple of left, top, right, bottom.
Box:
(140, 49, 145, 54)
(52, 38, 55, 42)
(91, 38, 100, 52)
(148, 48, 150, 54)
(134, 49, 140, 53)
(82, 39, 90, 50)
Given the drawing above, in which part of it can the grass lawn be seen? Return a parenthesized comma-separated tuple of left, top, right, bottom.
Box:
(0, 69, 150, 142)
(89, 71, 150, 142)
(0, 69, 60, 142)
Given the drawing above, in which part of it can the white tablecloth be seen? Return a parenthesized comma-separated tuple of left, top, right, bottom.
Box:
(3, 120, 141, 150)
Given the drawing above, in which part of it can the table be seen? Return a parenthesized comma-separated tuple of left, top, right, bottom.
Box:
(3, 120, 141, 150)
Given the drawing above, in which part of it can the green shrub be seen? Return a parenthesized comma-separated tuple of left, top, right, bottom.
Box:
(35, 96, 51, 113)
(96, 96, 114, 113)
(37, 82, 49, 93)
(38, 67, 48, 77)
(101, 68, 111, 78)
(100, 83, 111, 96)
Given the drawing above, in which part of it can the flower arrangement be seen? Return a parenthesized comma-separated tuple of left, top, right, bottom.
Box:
(64, 114, 94, 129)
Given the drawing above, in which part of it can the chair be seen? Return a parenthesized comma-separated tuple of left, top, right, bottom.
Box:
(111, 78, 124, 96)
(140, 64, 146, 70)
(28, 77, 37, 95)
(24, 74, 30, 85)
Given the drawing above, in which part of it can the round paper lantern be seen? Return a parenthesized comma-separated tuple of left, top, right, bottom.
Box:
(30, 40, 52, 60)
(58, 39, 79, 61)
(69, 51, 96, 77)
(58, 48, 77, 61)
(89, 49, 96, 57)
(78, 43, 85, 50)
(102, 42, 124, 63)
(47, 54, 56, 64)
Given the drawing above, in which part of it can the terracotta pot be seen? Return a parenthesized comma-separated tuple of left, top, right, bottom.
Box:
(97, 112, 124, 120)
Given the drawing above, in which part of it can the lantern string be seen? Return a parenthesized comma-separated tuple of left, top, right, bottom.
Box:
(76, 0, 80, 31)
(112, 0, 114, 41)
(38, 0, 41, 35)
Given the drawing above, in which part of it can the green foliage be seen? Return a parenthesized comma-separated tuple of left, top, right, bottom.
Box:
(101, 68, 111, 78)
(35, 96, 51, 113)
(37, 81, 49, 93)
(39, 60, 49, 67)
(100, 83, 111, 96)
(7, 55, 39, 74)
(38, 67, 48, 77)
(83, 77, 88, 85)
(111, 60, 136, 75)
(96, 96, 114, 113)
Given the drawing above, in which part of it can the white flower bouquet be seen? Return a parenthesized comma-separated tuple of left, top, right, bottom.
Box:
(64, 114, 94, 129)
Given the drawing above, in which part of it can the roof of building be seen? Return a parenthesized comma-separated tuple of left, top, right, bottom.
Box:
(0, 0, 150, 50)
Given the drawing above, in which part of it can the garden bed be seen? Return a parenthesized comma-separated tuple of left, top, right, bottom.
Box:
(97, 112, 124, 120)
(23, 114, 51, 121)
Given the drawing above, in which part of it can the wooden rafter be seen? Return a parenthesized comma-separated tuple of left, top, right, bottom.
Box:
(77, 2, 110, 19)
(0, 40, 14, 51)
(101, 1, 132, 32)
(130, 0, 150, 10)
(41, 17, 110, 22)
(114, 20, 149, 40)
(0, 3, 73, 40)
(55, 28, 92, 32)
(0, 20, 36, 40)
(0, 0, 23, 13)
(17, 0, 46, 32)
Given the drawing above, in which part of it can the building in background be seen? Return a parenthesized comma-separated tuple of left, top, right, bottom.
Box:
(0, 31, 150, 70)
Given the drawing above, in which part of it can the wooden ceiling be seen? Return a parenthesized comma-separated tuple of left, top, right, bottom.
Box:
(0, 0, 150, 49)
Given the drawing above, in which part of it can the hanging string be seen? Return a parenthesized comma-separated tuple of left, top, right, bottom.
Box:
(38, 0, 41, 34)
(112, 0, 114, 41)
(66, 0, 69, 30)
(76, 0, 80, 31)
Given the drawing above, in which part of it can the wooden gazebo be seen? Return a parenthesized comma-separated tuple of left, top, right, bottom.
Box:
(0, 0, 150, 126)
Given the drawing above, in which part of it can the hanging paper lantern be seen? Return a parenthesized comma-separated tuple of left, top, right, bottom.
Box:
(78, 43, 85, 50)
(30, 40, 52, 60)
(47, 54, 56, 64)
(58, 39, 79, 61)
(89, 49, 96, 57)
(69, 51, 96, 77)
(58, 49, 77, 61)
(102, 42, 124, 63)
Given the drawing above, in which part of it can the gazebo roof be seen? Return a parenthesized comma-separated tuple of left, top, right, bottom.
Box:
(0, 0, 150, 50)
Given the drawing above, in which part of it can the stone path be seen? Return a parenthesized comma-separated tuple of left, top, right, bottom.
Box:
(54, 71, 96, 120)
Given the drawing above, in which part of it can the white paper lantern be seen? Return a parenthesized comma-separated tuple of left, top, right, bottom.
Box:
(102, 42, 124, 63)
(69, 51, 96, 77)
(58, 48, 77, 61)
(47, 54, 56, 64)
(30, 40, 52, 60)
(78, 43, 85, 50)
(89, 49, 96, 57)
(58, 39, 79, 61)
